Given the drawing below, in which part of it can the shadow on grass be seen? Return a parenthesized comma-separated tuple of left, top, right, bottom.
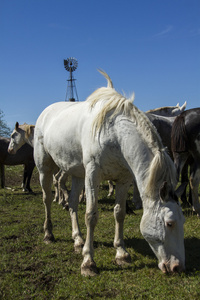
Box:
(100, 261, 157, 273)
(184, 237, 200, 273)
(94, 236, 200, 275)
(125, 237, 154, 257)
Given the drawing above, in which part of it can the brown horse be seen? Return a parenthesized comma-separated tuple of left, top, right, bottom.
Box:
(171, 108, 200, 216)
(0, 136, 35, 192)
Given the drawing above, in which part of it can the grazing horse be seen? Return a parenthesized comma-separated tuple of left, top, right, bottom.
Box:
(171, 108, 200, 217)
(34, 70, 185, 276)
(0, 136, 35, 192)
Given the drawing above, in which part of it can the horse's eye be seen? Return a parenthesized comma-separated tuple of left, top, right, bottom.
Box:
(166, 222, 174, 228)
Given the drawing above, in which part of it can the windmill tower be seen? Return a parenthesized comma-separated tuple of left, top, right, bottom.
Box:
(64, 57, 79, 102)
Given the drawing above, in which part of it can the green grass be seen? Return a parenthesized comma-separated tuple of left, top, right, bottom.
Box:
(0, 165, 200, 299)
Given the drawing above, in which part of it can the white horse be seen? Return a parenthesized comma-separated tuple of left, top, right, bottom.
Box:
(19, 71, 186, 276)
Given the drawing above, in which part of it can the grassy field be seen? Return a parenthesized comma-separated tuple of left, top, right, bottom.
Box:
(0, 165, 200, 299)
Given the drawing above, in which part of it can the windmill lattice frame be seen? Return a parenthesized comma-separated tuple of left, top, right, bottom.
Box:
(64, 57, 79, 102)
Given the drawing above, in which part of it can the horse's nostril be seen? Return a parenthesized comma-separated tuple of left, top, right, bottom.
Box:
(172, 265, 180, 273)
(162, 263, 168, 273)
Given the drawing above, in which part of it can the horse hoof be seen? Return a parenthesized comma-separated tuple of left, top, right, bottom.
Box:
(63, 203, 69, 210)
(59, 200, 67, 207)
(115, 253, 131, 266)
(81, 261, 99, 277)
(44, 235, 55, 244)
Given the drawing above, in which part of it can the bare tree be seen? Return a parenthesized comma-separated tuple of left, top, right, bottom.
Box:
(0, 110, 11, 137)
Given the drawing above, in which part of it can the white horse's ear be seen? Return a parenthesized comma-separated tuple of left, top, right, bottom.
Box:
(159, 181, 169, 202)
(175, 182, 188, 199)
(15, 122, 19, 130)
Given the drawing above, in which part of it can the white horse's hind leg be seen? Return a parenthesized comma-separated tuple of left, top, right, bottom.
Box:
(114, 180, 132, 265)
(68, 176, 85, 252)
(40, 171, 55, 243)
(81, 165, 100, 276)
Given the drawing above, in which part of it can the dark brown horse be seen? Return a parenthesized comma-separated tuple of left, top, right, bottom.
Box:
(0, 136, 35, 192)
(171, 108, 200, 216)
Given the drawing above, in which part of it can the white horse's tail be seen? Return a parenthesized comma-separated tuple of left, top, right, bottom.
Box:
(98, 69, 113, 88)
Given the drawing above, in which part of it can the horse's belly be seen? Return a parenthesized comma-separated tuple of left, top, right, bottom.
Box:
(49, 145, 85, 177)
(100, 164, 131, 181)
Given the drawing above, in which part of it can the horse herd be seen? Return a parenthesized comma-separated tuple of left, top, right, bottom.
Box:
(2, 70, 200, 276)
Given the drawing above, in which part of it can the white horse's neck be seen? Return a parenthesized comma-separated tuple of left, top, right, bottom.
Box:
(115, 117, 175, 209)
(116, 120, 153, 196)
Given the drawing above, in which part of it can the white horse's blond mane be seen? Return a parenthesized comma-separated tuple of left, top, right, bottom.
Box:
(86, 70, 163, 151)
(86, 70, 177, 197)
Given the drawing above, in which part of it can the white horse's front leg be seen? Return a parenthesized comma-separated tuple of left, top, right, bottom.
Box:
(107, 180, 114, 197)
(81, 166, 100, 276)
(114, 181, 132, 265)
(68, 176, 85, 252)
(58, 171, 69, 206)
(52, 168, 61, 203)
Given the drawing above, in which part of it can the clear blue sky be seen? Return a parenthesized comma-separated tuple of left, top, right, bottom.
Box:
(1, 0, 199, 129)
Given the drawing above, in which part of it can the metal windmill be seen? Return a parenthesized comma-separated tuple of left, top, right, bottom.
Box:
(64, 57, 79, 102)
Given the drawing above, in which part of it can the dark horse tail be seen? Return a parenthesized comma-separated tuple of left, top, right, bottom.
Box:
(171, 114, 188, 152)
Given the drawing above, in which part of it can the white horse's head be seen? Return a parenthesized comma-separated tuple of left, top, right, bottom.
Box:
(8, 122, 34, 154)
(140, 181, 185, 273)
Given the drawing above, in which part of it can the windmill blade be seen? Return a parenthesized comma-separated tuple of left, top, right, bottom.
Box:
(64, 57, 78, 72)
